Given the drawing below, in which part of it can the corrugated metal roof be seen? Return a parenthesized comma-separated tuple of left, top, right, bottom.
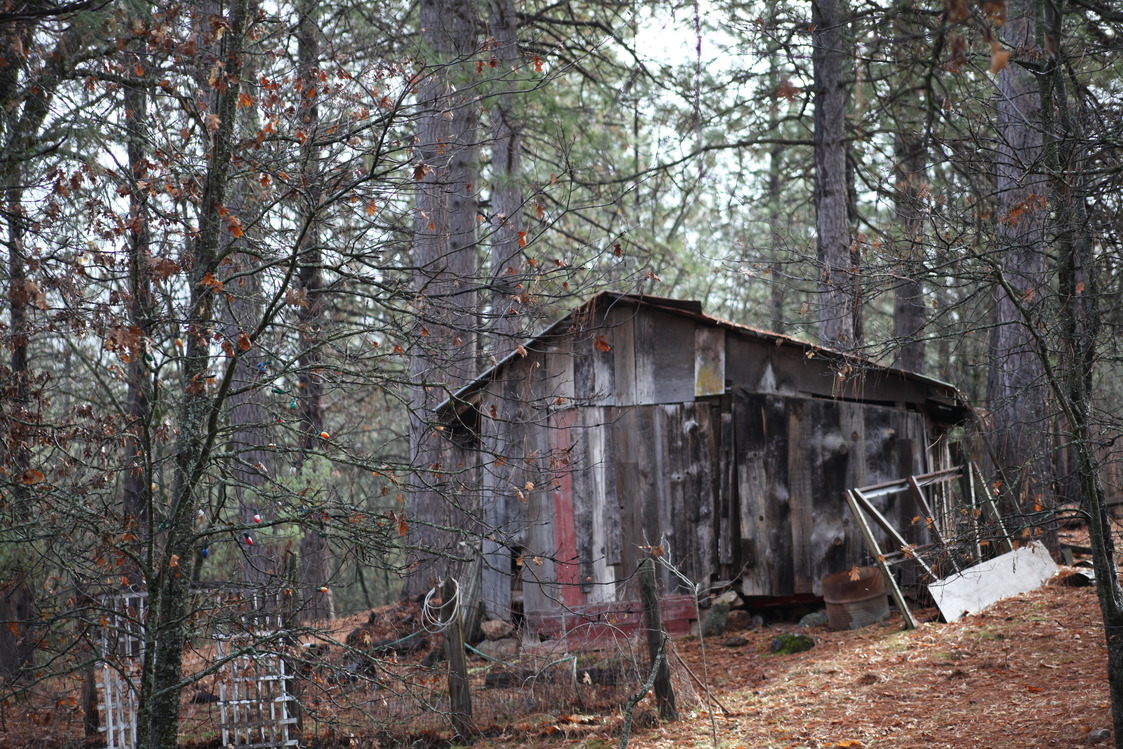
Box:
(436, 291, 970, 415)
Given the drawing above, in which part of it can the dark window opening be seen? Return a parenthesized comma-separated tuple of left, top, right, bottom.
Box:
(443, 398, 481, 449)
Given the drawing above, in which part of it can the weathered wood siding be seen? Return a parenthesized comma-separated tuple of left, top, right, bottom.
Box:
(732, 391, 931, 596)
(608, 401, 720, 597)
(461, 296, 955, 627)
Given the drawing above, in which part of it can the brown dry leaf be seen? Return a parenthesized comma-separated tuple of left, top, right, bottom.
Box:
(20, 280, 47, 310)
(944, 0, 968, 22)
(147, 256, 180, 280)
(19, 469, 44, 485)
(989, 41, 1010, 74)
(776, 78, 801, 102)
(982, 0, 1006, 23)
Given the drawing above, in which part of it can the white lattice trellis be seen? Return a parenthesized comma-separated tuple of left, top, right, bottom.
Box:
(94, 588, 298, 748)
(215, 592, 299, 748)
(95, 592, 146, 749)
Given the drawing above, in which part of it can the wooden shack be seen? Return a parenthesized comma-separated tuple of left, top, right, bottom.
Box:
(437, 292, 970, 637)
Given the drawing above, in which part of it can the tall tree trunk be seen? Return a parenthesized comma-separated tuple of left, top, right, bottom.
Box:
(476, 0, 527, 622)
(1, 161, 35, 686)
(122, 27, 154, 572)
(1039, 6, 1123, 741)
(296, 0, 334, 623)
(222, 252, 272, 585)
(812, 0, 858, 350)
(891, 129, 926, 373)
(764, 30, 786, 335)
(0, 14, 79, 687)
(404, 0, 481, 599)
(987, 0, 1054, 543)
(209, 9, 273, 590)
(136, 0, 248, 745)
(488, 0, 527, 360)
(889, 6, 927, 374)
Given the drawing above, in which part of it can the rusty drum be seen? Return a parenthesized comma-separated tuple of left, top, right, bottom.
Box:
(821, 567, 889, 631)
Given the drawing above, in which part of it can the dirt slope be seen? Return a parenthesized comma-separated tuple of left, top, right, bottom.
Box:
(477, 576, 1111, 749)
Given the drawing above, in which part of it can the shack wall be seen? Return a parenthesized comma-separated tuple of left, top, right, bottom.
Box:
(464, 298, 950, 626)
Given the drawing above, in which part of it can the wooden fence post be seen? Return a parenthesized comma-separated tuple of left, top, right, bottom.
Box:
(442, 578, 476, 738)
(639, 558, 677, 721)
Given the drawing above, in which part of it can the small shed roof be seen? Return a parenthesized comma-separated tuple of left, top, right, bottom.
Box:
(439, 291, 971, 422)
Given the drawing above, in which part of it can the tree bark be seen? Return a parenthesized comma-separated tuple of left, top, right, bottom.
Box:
(891, 127, 927, 373)
(1040, 6, 1123, 741)
(136, 0, 249, 745)
(404, 0, 481, 599)
(0, 11, 80, 687)
(765, 33, 786, 335)
(295, 0, 334, 623)
(488, 0, 528, 360)
(639, 558, 677, 721)
(890, 6, 927, 375)
(812, 0, 858, 350)
(122, 25, 154, 571)
(987, 0, 1055, 543)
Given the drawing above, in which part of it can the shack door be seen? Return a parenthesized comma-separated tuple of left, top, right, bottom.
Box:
(732, 391, 931, 597)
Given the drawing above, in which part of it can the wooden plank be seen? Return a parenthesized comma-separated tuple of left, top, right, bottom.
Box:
(671, 401, 710, 590)
(650, 405, 675, 592)
(633, 306, 657, 404)
(803, 399, 853, 593)
(543, 338, 574, 406)
(928, 541, 1058, 622)
(599, 408, 624, 568)
(582, 407, 618, 604)
(717, 410, 736, 571)
(737, 449, 770, 596)
(607, 304, 636, 405)
(655, 404, 683, 592)
(694, 326, 726, 397)
(650, 311, 697, 404)
(610, 407, 645, 595)
(761, 395, 794, 595)
(547, 408, 584, 608)
(723, 336, 772, 392)
(692, 402, 718, 588)
(787, 405, 817, 593)
(573, 347, 594, 406)
(520, 414, 558, 615)
(592, 321, 616, 407)
(568, 410, 597, 603)
(478, 389, 511, 621)
(734, 392, 794, 596)
(505, 370, 530, 551)
(832, 401, 867, 579)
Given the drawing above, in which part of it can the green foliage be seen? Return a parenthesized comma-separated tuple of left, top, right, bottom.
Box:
(770, 633, 815, 655)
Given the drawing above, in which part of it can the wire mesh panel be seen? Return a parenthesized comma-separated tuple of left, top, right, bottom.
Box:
(95, 591, 147, 749)
(215, 591, 298, 748)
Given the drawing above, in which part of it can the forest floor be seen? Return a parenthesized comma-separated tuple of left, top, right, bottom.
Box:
(507, 576, 1112, 749)
(468, 527, 1113, 749)
(0, 532, 1113, 749)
